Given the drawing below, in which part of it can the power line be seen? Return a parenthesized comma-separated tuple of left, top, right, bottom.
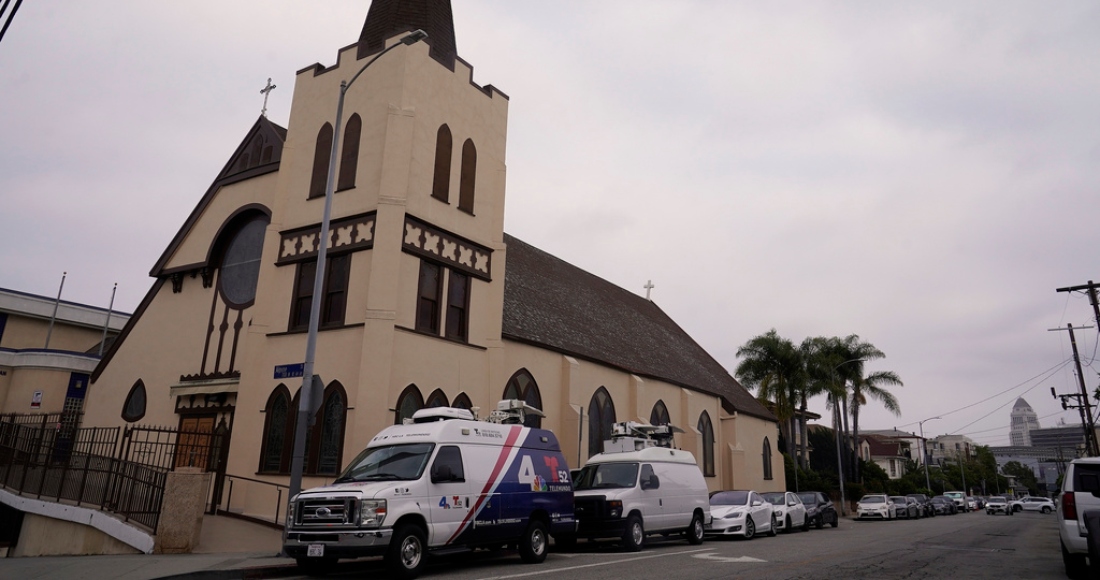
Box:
(896, 359, 1074, 430)
(947, 361, 1071, 436)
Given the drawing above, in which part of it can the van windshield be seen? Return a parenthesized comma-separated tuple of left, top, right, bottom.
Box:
(574, 463, 639, 490)
(334, 443, 435, 483)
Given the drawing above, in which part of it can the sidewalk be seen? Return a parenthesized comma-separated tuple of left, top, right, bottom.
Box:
(0, 514, 300, 580)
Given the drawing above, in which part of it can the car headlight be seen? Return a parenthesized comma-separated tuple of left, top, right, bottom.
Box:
(359, 499, 387, 528)
(608, 500, 623, 519)
(287, 500, 296, 527)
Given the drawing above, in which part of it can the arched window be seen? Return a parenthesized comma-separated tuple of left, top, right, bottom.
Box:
(426, 389, 449, 408)
(309, 123, 334, 199)
(503, 369, 542, 428)
(763, 437, 774, 480)
(649, 400, 670, 426)
(121, 379, 147, 422)
(587, 387, 616, 458)
(259, 385, 292, 473)
(337, 113, 361, 191)
(458, 139, 476, 213)
(218, 213, 269, 308)
(451, 392, 473, 410)
(698, 411, 715, 477)
(395, 384, 424, 424)
(312, 382, 347, 476)
(431, 124, 452, 203)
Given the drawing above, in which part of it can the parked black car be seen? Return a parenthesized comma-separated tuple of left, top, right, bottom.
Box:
(907, 493, 936, 518)
(797, 491, 839, 529)
(930, 495, 958, 515)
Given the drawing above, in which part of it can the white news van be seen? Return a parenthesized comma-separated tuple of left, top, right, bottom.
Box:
(561, 422, 709, 551)
(282, 401, 576, 578)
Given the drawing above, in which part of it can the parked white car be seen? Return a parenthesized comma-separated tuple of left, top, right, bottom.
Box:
(1059, 457, 1100, 578)
(1010, 496, 1055, 514)
(760, 491, 807, 533)
(705, 490, 777, 540)
(856, 494, 895, 520)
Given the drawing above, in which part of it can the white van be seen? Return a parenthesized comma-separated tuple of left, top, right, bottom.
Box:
(561, 422, 709, 551)
(283, 401, 576, 578)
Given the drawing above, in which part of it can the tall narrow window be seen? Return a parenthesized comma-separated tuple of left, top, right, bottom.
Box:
(650, 400, 670, 426)
(416, 261, 442, 334)
(309, 123, 334, 199)
(121, 380, 147, 422)
(395, 385, 424, 424)
(763, 437, 773, 480)
(587, 388, 615, 458)
(698, 411, 715, 477)
(503, 369, 542, 428)
(426, 389, 449, 408)
(219, 215, 268, 308)
(289, 255, 351, 331)
(445, 270, 469, 341)
(312, 382, 347, 476)
(431, 124, 452, 203)
(458, 139, 476, 213)
(259, 386, 293, 473)
(451, 392, 473, 410)
(337, 114, 361, 191)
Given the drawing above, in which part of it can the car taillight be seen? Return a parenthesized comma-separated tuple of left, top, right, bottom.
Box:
(1063, 492, 1076, 521)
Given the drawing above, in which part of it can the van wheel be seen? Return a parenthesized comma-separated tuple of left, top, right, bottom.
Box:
(687, 512, 705, 545)
(295, 557, 336, 576)
(1063, 540, 1088, 579)
(622, 514, 645, 552)
(387, 524, 427, 580)
(768, 514, 778, 536)
(520, 520, 548, 563)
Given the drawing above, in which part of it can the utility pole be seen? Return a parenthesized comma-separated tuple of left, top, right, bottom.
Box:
(1049, 323, 1099, 456)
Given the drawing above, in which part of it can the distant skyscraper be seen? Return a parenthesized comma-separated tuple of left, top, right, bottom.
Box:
(1010, 397, 1041, 446)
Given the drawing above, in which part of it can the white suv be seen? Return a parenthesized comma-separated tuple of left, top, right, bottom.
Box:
(1059, 457, 1100, 579)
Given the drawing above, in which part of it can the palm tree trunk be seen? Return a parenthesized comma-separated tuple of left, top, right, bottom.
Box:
(841, 396, 853, 480)
(852, 401, 861, 483)
(798, 396, 809, 469)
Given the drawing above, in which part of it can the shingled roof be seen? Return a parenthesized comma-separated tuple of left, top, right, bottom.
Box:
(501, 234, 775, 422)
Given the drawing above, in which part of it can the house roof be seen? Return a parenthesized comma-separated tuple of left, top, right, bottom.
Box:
(861, 434, 909, 458)
(501, 234, 775, 422)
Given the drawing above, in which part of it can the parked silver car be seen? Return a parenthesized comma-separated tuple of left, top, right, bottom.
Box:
(889, 496, 919, 519)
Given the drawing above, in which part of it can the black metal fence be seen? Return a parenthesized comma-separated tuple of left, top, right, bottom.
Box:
(0, 414, 221, 533)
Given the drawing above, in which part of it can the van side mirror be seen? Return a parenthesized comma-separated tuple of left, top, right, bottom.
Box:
(641, 474, 660, 490)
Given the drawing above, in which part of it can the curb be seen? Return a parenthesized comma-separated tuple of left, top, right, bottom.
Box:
(155, 564, 300, 580)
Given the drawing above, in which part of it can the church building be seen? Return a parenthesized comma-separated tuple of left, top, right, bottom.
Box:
(82, 0, 782, 522)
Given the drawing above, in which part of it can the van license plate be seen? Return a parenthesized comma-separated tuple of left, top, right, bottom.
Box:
(308, 544, 324, 557)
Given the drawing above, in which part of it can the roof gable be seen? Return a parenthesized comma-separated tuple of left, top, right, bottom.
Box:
(150, 116, 285, 277)
(501, 234, 775, 422)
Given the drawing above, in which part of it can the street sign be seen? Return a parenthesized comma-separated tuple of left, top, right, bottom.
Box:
(274, 363, 305, 380)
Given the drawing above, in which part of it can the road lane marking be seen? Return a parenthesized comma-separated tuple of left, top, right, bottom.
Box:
(693, 551, 767, 563)
(475, 548, 712, 579)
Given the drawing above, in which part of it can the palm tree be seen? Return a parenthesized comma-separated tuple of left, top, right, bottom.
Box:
(735, 330, 805, 460)
(837, 336, 903, 483)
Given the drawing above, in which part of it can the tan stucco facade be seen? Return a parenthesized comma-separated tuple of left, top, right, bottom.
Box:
(82, 20, 783, 526)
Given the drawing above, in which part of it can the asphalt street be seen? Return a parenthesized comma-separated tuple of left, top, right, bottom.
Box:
(303, 510, 1064, 580)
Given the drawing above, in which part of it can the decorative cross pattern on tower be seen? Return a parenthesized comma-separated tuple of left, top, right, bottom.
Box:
(260, 78, 277, 118)
(644, 280, 655, 301)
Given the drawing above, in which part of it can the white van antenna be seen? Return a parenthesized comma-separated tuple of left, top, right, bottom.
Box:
(604, 421, 684, 452)
(487, 399, 545, 425)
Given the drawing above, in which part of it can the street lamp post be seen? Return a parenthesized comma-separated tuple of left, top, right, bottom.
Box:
(287, 29, 429, 507)
(918, 416, 940, 493)
(832, 358, 864, 516)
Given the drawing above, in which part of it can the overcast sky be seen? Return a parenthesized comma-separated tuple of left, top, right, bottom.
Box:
(3, 1, 1100, 447)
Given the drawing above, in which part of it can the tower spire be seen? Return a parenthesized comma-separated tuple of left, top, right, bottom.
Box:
(358, 0, 456, 69)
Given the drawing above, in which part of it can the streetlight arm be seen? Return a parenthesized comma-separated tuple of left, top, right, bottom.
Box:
(347, 29, 428, 90)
